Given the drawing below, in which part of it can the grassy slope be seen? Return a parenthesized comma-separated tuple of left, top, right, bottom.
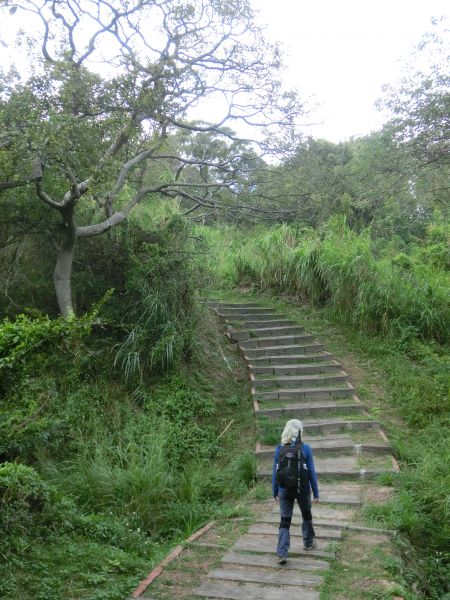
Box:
(1, 306, 256, 600)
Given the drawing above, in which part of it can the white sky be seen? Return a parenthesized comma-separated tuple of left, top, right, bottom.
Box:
(1, 1, 448, 144)
(251, 0, 449, 141)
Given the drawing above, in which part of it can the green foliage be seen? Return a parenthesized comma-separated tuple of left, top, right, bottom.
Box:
(204, 222, 449, 598)
(208, 219, 450, 345)
(228, 450, 257, 488)
(0, 292, 116, 460)
(0, 463, 51, 534)
(149, 377, 217, 462)
(111, 215, 199, 379)
(0, 286, 254, 598)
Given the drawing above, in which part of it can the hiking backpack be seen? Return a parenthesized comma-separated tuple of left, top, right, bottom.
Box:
(276, 438, 309, 491)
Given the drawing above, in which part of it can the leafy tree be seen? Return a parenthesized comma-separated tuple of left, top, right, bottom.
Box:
(0, 0, 299, 316)
(382, 24, 450, 169)
(379, 22, 450, 229)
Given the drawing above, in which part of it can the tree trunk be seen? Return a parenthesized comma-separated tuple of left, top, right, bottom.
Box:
(53, 222, 77, 318)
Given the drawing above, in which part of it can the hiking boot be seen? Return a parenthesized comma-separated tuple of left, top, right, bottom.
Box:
(303, 541, 317, 551)
(278, 556, 287, 565)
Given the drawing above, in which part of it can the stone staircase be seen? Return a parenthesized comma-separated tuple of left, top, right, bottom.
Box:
(194, 301, 398, 600)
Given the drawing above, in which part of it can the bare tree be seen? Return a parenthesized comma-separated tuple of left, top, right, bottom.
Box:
(1, 0, 301, 316)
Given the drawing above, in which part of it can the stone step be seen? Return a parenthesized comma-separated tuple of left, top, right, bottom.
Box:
(259, 446, 394, 470)
(248, 325, 306, 337)
(258, 462, 394, 481)
(272, 482, 362, 506)
(297, 418, 381, 434)
(227, 325, 306, 342)
(248, 524, 342, 539)
(240, 319, 298, 328)
(268, 503, 357, 520)
(266, 504, 359, 527)
(258, 514, 349, 529)
(257, 439, 354, 457)
(257, 514, 394, 534)
(254, 382, 356, 401)
(195, 580, 320, 600)
(258, 402, 366, 418)
(216, 308, 278, 317)
(240, 334, 314, 349)
(216, 308, 284, 322)
(209, 302, 262, 309)
(303, 433, 353, 441)
(250, 362, 342, 375)
(221, 550, 330, 572)
(233, 534, 333, 558)
(251, 371, 349, 389)
(243, 343, 325, 358)
(256, 440, 392, 458)
(206, 565, 323, 587)
(248, 352, 334, 365)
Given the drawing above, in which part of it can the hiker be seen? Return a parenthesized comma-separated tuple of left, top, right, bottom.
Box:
(272, 418, 319, 563)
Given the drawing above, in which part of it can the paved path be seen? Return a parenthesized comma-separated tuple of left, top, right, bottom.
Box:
(192, 301, 398, 600)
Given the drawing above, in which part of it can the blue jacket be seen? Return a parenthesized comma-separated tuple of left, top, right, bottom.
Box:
(272, 442, 319, 499)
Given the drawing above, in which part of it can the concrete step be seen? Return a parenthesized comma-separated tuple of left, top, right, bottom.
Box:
(294, 483, 362, 505)
(269, 503, 358, 520)
(248, 523, 342, 539)
(221, 550, 330, 572)
(256, 440, 392, 458)
(257, 401, 366, 418)
(259, 466, 395, 481)
(258, 453, 396, 480)
(233, 534, 333, 558)
(206, 564, 324, 587)
(248, 325, 306, 337)
(253, 382, 356, 402)
(251, 371, 349, 389)
(240, 334, 314, 349)
(257, 514, 395, 535)
(239, 319, 299, 328)
(261, 417, 381, 434)
(227, 325, 306, 342)
(248, 352, 334, 365)
(216, 308, 277, 317)
(195, 579, 320, 600)
(220, 313, 285, 323)
(209, 302, 262, 309)
(250, 362, 342, 375)
(244, 343, 325, 358)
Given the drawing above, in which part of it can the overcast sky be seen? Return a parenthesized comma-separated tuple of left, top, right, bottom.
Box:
(251, 0, 449, 141)
(1, 1, 448, 144)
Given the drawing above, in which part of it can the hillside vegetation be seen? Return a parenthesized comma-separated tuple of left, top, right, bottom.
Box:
(0, 208, 256, 599)
(1, 2, 449, 598)
(202, 219, 450, 596)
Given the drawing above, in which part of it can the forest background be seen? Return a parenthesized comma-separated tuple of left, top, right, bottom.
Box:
(0, 1, 448, 599)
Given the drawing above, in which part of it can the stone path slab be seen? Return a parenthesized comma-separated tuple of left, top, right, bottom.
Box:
(221, 551, 330, 571)
(207, 566, 324, 587)
(195, 580, 320, 600)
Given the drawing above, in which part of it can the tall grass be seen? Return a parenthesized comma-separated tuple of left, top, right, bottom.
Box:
(206, 218, 449, 345)
(203, 218, 450, 598)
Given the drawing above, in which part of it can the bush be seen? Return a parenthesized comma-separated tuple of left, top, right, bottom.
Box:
(206, 218, 450, 345)
(0, 463, 50, 533)
(112, 216, 200, 380)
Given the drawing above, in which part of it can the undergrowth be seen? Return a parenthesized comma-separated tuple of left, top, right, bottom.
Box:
(0, 207, 256, 599)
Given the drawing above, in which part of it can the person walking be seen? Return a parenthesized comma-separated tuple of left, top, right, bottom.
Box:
(272, 419, 319, 564)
